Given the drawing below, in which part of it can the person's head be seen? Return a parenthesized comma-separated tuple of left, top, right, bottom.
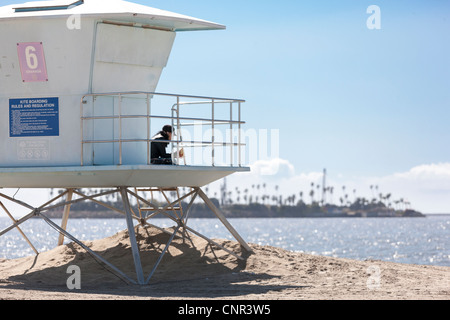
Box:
(162, 125, 173, 140)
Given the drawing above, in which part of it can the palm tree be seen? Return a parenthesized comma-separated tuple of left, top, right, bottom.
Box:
(271, 195, 277, 206)
(385, 193, 392, 208)
(310, 182, 315, 203)
(399, 198, 404, 210)
(309, 189, 315, 204)
(264, 194, 270, 205)
(393, 200, 399, 210)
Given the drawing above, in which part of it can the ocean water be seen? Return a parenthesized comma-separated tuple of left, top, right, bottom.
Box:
(0, 215, 448, 267)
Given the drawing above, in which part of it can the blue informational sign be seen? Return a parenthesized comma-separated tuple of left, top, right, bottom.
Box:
(9, 97, 59, 137)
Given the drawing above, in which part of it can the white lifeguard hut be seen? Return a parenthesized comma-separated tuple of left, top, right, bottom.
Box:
(0, 0, 251, 285)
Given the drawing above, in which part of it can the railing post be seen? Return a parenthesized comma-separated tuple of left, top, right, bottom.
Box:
(118, 94, 122, 165)
(80, 96, 84, 166)
(230, 102, 233, 166)
(238, 101, 242, 167)
(211, 99, 215, 166)
(176, 96, 180, 164)
(147, 94, 150, 165)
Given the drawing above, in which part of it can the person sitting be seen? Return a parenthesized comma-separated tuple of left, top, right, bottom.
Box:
(150, 125, 183, 165)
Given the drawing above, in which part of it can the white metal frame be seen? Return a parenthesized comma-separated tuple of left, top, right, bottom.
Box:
(80, 91, 246, 167)
(0, 186, 253, 285)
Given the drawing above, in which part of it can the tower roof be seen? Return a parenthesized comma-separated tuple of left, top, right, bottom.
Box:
(0, 0, 225, 31)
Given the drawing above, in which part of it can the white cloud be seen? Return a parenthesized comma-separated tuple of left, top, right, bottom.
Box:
(367, 163, 450, 213)
(390, 163, 450, 191)
(250, 158, 295, 177)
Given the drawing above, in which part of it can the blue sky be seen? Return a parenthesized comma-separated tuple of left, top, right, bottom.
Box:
(1, 0, 449, 212)
(150, 0, 450, 212)
(152, 0, 450, 174)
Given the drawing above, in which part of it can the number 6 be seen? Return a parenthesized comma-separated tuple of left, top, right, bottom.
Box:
(25, 45, 38, 69)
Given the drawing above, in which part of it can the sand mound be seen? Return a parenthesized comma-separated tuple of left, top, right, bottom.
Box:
(0, 225, 245, 287)
(0, 224, 449, 300)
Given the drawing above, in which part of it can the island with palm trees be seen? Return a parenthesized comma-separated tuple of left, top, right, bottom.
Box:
(191, 179, 424, 218)
(44, 174, 424, 218)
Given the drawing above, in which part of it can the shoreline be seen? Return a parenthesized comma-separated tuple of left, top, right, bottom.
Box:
(30, 214, 429, 219)
(36, 207, 427, 219)
(0, 225, 449, 300)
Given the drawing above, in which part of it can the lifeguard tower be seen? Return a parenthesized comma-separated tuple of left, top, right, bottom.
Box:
(0, 0, 251, 285)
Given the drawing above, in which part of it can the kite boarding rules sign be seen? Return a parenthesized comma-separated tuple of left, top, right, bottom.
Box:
(9, 97, 59, 137)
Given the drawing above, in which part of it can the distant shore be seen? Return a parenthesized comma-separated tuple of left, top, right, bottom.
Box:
(41, 201, 425, 219)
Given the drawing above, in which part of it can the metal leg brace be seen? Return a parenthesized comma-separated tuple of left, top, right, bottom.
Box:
(0, 186, 252, 285)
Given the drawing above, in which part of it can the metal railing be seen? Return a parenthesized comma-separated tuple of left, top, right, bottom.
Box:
(80, 92, 246, 167)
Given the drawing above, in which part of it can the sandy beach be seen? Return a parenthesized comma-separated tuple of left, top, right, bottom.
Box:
(0, 224, 449, 300)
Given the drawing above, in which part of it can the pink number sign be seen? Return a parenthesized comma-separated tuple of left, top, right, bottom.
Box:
(17, 42, 48, 82)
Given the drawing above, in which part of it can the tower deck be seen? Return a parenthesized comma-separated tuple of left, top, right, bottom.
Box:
(0, 164, 249, 189)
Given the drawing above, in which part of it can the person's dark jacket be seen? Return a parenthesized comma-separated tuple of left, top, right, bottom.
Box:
(151, 132, 172, 164)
